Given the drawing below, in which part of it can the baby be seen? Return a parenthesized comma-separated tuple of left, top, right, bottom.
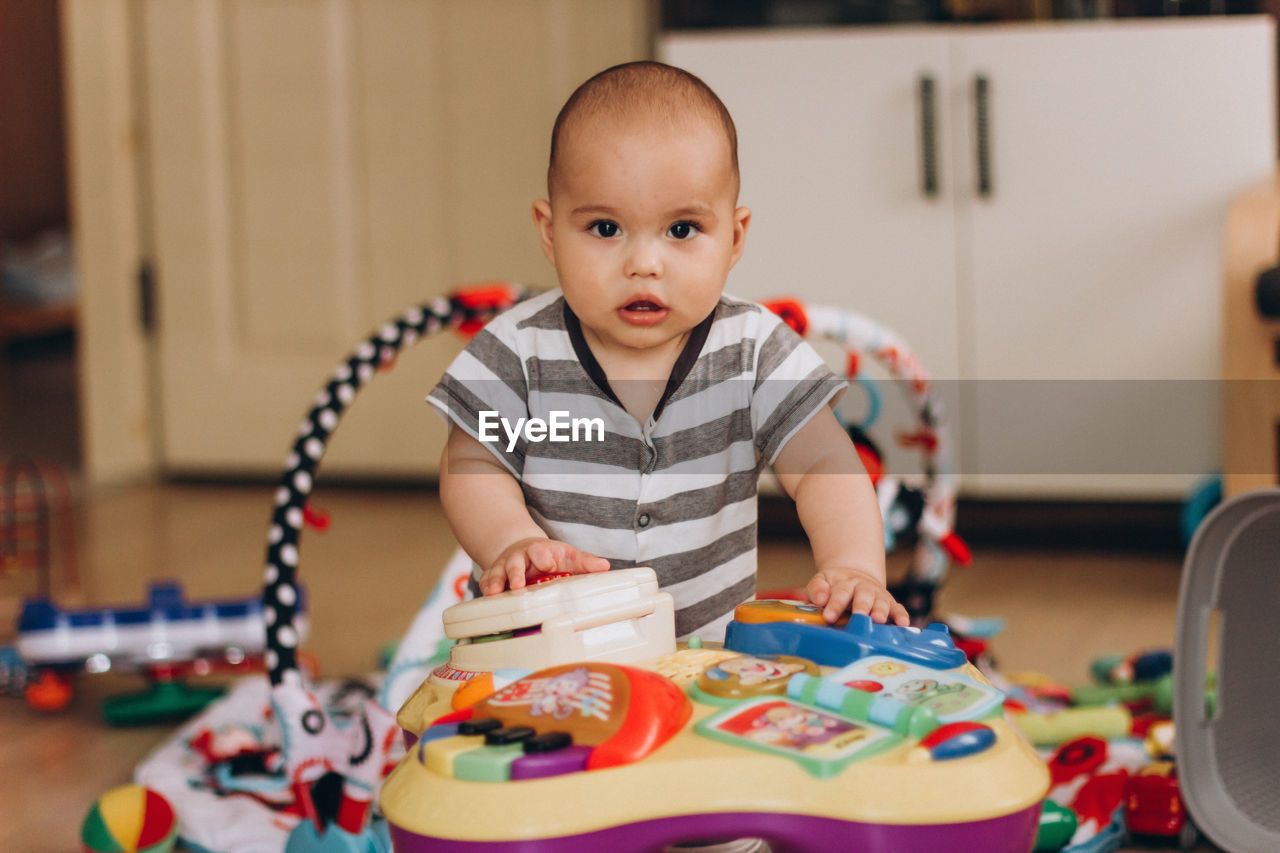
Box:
(428, 61, 907, 640)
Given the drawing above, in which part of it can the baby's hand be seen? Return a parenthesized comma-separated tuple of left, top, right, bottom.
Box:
(480, 537, 611, 595)
(806, 568, 910, 627)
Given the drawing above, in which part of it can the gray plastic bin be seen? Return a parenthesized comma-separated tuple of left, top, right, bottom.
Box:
(1175, 488, 1280, 852)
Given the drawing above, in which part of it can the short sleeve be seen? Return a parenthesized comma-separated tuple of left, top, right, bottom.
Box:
(751, 311, 847, 464)
(427, 322, 530, 476)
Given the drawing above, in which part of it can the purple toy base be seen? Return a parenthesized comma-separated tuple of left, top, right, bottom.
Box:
(389, 804, 1041, 853)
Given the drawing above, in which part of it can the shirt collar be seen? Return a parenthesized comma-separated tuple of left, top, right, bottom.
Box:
(562, 299, 717, 422)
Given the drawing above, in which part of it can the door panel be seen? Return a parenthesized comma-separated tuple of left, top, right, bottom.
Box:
(662, 30, 962, 483)
(662, 30, 962, 384)
(955, 20, 1276, 497)
(144, 0, 648, 476)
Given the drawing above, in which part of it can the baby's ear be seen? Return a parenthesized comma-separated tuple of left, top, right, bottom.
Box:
(730, 206, 751, 267)
(532, 199, 556, 267)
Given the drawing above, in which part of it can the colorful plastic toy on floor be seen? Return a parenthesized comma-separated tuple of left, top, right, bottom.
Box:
(383, 578, 1048, 851)
(16, 581, 293, 721)
(999, 644, 1206, 853)
(1022, 490, 1280, 853)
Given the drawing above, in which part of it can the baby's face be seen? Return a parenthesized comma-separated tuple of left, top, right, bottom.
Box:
(534, 115, 749, 364)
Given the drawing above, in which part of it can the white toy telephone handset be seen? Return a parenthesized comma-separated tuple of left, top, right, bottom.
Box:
(440, 567, 675, 675)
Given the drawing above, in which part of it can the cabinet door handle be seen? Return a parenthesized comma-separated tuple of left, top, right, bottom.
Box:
(919, 74, 938, 198)
(974, 74, 992, 198)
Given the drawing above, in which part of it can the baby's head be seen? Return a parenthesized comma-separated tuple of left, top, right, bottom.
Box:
(533, 62, 750, 360)
(547, 61, 739, 202)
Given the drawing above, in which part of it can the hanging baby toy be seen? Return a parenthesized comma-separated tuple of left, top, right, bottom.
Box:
(260, 284, 529, 851)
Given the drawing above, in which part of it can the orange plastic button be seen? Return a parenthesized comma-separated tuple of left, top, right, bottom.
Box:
(733, 599, 848, 627)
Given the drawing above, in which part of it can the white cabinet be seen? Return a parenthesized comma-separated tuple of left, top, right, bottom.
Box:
(662, 19, 1277, 499)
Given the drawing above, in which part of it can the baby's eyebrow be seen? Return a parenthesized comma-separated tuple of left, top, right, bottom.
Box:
(667, 205, 717, 220)
(570, 205, 620, 217)
(568, 203, 719, 220)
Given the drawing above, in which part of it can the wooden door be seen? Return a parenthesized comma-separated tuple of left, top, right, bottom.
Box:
(141, 0, 648, 477)
(954, 19, 1276, 498)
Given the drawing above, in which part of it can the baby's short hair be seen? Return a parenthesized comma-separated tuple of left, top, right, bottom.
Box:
(547, 61, 739, 196)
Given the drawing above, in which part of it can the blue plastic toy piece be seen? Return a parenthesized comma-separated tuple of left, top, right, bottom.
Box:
(723, 613, 967, 670)
(284, 819, 390, 853)
(0, 645, 28, 695)
(1180, 474, 1221, 546)
(18, 581, 299, 633)
(1064, 806, 1125, 853)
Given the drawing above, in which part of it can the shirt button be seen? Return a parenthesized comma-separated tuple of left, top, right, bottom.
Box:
(637, 513, 651, 528)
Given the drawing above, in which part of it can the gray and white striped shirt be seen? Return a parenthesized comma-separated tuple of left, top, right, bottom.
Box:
(428, 290, 844, 641)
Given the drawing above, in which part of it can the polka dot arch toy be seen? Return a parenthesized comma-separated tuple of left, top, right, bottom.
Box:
(259, 283, 527, 851)
(262, 283, 527, 687)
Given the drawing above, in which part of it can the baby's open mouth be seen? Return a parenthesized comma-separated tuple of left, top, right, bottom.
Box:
(617, 298, 668, 326)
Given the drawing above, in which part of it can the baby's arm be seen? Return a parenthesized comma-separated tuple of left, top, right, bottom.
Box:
(773, 409, 909, 626)
(439, 426, 610, 595)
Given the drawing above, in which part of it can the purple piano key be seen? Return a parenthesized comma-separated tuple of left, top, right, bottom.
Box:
(509, 745, 593, 780)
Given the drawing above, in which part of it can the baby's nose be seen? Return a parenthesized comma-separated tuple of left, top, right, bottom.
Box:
(624, 238, 663, 278)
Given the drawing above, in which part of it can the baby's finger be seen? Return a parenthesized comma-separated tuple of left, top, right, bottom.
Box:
(479, 562, 511, 596)
(868, 596, 891, 624)
(805, 575, 832, 609)
(821, 578, 856, 623)
(847, 584, 878, 619)
(525, 540, 558, 573)
(561, 547, 611, 574)
(889, 601, 911, 627)
(503, 551, 530, 590)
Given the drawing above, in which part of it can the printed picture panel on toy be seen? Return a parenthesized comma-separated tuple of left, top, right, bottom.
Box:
(691, 653, 820, 704)
(824, 655, 1004, 725)
(476, 664, 626, 742)
(695, 696, 903, 779)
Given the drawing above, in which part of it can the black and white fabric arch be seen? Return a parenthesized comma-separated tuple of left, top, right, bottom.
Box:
(262, 284, 530, 687)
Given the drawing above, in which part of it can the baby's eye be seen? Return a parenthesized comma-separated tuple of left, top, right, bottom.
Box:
(588, 220, 620, 238)
(668, 221, 699, 240)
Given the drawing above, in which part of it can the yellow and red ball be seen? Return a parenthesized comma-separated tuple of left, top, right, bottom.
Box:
(81, 784, 177, 853)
